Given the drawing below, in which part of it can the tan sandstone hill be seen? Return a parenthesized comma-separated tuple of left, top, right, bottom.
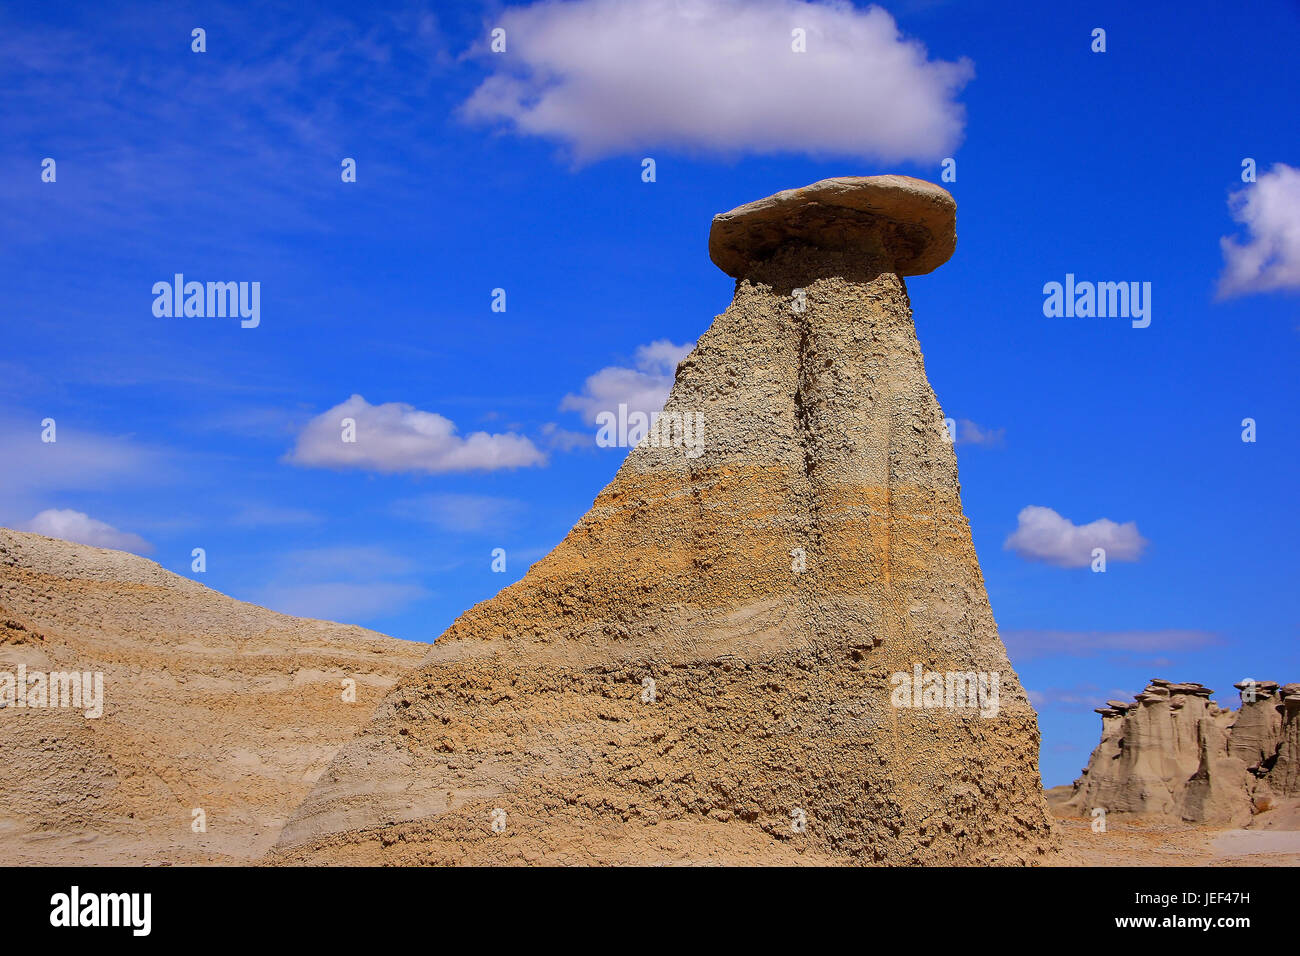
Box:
(272, 176, 1058, 866)
(0, 528, 426, 864)
(1065, 679, 1300, 827)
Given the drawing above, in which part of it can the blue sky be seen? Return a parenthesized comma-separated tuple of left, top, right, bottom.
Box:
(3, 0, 1297, 786)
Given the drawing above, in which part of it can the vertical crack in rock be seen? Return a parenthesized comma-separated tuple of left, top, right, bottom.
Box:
(272, 176, 1058, 866)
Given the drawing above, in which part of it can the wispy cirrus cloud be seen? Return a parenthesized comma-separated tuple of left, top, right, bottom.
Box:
(461, 0, 973, 164)
(393, 493, 525, 533)
(250, 545, 431, 623)
(255, 581, 429, 623)
(0, 421, 169, 517)
(1026, 683, 1148, 713)
(0, 5, 449, 247)
(1003, 629, 1220, 662)
(1026, 684, 1102, 711)
(230, 504, 322, 528)
(539, 422, 594, 452)
(952, 418, 1005, 447)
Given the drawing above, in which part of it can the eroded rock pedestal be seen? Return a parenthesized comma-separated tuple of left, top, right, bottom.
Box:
(275, 176, 1057, 865)
(1067, 680, 1300, 826)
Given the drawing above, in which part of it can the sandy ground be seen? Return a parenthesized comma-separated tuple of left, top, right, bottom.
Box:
(269, 788, 1300, 866)
(1045, 785, 1300, 866)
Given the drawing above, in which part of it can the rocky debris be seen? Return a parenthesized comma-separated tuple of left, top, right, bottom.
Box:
(0, 613, 44, 645)
(1067, 678, 1300, 826)
(273, 176, 1056, 866)
(0, 528, 425, 864)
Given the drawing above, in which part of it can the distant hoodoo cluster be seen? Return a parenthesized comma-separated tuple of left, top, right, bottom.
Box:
(1068, 678, 1300, 826)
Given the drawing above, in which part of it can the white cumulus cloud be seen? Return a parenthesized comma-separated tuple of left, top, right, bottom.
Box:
(1004, 505, 1146, 568)
(287, 395, 545, 473)
(1218, 163, 1300, 298)
(461, 0, 973, 164)
(22, 508, 152, 554)
(560, 339, 694, 424)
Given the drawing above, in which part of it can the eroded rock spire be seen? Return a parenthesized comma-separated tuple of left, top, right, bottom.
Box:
(274, 176, 1057, 865)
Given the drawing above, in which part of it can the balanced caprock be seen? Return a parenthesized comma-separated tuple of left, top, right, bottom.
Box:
(272, 176, 1058, 865)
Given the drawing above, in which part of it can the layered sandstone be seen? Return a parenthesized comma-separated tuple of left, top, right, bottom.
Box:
(274, 176, 1057, 865)
(1066, 679, 1300, 826)
(0, 528, 425, 864)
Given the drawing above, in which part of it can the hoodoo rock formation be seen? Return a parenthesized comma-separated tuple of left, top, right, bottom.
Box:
(274, 176, 1057, 865)
(1066, 680, 1300, 826)
(0, 528, 424, 864)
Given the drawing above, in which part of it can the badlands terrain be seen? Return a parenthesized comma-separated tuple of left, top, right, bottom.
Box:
(3, 176, 1294, 866)
(271, 176, 1058, 866)
(3, 527, 1296, 866)
(0, 527, 424, 865)
(1048, 677, 1300, 867)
